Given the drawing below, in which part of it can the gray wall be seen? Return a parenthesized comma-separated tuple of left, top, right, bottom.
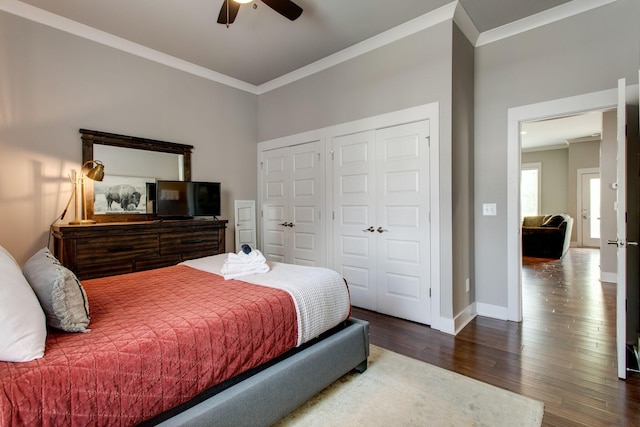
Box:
(258, 21, 453, 142)
(0, 12, 259, 263)
(521, 148, 569, 217)
(451, 24, 475, 317)
(474, 0, 639, 308)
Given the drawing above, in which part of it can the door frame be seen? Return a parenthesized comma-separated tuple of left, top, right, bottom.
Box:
(577, 168, 601, 247)
(506, 88, 618, 322)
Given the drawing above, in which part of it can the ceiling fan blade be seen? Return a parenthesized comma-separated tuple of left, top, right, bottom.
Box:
(217, 0, 241, 25)
(261, 0, 303, 21)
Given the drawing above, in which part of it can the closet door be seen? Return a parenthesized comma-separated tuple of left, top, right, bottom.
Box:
(332, 130, 378, 310)
(262, 148, 288, 262)
(261, 141, 324, 265)
(333, 121, 431, 324)
(375, 121, 431, 324)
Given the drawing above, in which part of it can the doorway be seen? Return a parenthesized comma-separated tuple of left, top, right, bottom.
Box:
(578, 168, 601, 247)
(507, 88, 618, 322)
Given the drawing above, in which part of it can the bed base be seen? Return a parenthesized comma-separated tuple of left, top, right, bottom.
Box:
(152, 317, 369, 427)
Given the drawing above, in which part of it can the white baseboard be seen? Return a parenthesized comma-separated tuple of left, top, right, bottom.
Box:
(476, 302, 509, 321)
(454, 302, 477, 334)
(601, 271, 617, 283)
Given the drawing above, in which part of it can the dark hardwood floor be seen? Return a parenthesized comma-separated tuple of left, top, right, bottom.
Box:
(352, 248, 640, 426)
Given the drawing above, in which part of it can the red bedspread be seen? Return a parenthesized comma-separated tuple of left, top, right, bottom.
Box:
(0, 265, 298, 426)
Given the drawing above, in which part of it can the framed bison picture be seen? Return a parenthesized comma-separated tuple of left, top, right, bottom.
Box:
(93, 175, 154, 214)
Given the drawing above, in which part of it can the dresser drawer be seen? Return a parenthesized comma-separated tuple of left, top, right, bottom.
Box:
(76, 263, 134, 281)
(76, 234, 159, 265)
(159, 229, 221, 257)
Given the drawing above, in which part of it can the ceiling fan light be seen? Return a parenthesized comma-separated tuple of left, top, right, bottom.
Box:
(234, 0, 252, 3)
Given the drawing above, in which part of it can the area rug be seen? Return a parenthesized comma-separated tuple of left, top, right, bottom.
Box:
(275, 345, 544, 426)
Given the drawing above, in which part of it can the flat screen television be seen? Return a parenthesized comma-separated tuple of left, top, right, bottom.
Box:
(154, 180, 221, 218)
(192, 181, 221, 217)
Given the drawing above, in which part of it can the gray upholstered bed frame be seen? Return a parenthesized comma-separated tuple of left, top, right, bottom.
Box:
(154, 317, 369, 427)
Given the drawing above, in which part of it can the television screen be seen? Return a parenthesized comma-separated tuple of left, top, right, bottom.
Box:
(155, 180, 192, 218)
(192, 181, 221, 217)
(154, 180, 221, 218)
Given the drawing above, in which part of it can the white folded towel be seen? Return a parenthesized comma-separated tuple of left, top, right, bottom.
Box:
(221, 249, 269, 280)
(224, 250, 266, 265)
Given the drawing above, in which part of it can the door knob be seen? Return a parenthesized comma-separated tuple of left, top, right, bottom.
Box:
(607, 239, 620, 246)
(362, 226, 375, 232)
(628, 241, 639, 247)
(376, 227, 388, 233)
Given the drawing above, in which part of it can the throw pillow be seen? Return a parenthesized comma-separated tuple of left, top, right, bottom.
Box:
(542, 215, 565, 228)
(0, 245, 47, 362)
(23, 248, 90, 333)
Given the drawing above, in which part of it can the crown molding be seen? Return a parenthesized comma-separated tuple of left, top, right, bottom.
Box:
(1, 0, 620, 94)
(476, 0, 618, 46)
(0, 0, 257, 93)
(452, 1, 479, 46)
(256, 3, 457, 94)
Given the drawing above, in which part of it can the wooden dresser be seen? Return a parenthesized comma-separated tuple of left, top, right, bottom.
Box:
(51, 219, 227, 280)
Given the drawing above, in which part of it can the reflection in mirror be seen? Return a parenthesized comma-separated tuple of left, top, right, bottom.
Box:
(94, 145, 184, 181)
(80, 129, 193, 223)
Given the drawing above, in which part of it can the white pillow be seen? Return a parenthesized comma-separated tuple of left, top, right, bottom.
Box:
(0, 245, 47, 362)
(23, 248, 90, 333)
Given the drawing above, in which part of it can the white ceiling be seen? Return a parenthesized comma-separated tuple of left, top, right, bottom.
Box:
(521, 112, 605, 151)
(3, 0, 612, 147)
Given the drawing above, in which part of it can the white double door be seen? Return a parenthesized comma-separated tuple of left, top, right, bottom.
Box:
(261, 141, 325, 266)
(332, 120, 431, 325)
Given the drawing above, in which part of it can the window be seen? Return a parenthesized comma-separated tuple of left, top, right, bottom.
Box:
(521, 163, 541, 219)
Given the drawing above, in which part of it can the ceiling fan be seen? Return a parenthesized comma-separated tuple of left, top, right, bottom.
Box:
(217, 0, 303, 27)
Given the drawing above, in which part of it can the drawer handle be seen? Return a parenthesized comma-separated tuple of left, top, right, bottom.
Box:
(182, 239, 204, 244)
(107, 246, 134, 253)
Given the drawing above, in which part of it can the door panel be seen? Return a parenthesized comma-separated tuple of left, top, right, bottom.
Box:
(261, 141, 324, 265)
(289, 142, 324, 266)
(262, 150, 288, 261)
(376, 121, 431, 324)
(333, 131, 377, 310)
(234, 200, 256, 252)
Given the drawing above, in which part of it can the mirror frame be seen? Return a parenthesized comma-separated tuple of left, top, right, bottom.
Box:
(80, 128, 193, 223)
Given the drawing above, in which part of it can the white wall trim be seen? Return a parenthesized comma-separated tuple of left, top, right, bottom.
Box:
(476, 0, 618, 46)
(476, 302, 508, 321)
(452, 1, 479, 45)
(601, 271, 617, 283)
(453, 302, 477, 335)
(506, 88, 618, 322)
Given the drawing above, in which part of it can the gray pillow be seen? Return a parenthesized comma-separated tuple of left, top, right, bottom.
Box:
(23, 248, 90, 333)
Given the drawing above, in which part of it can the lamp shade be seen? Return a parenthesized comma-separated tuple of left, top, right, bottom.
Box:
(84, 161, 105, 181)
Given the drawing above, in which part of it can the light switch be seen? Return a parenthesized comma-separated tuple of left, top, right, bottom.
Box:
(483, 203, 497, 216)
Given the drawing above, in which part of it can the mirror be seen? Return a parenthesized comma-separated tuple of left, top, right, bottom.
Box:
(80, 129, 193, 223)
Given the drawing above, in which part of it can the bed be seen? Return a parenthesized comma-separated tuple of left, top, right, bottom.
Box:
(0, 246, 369, 426)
